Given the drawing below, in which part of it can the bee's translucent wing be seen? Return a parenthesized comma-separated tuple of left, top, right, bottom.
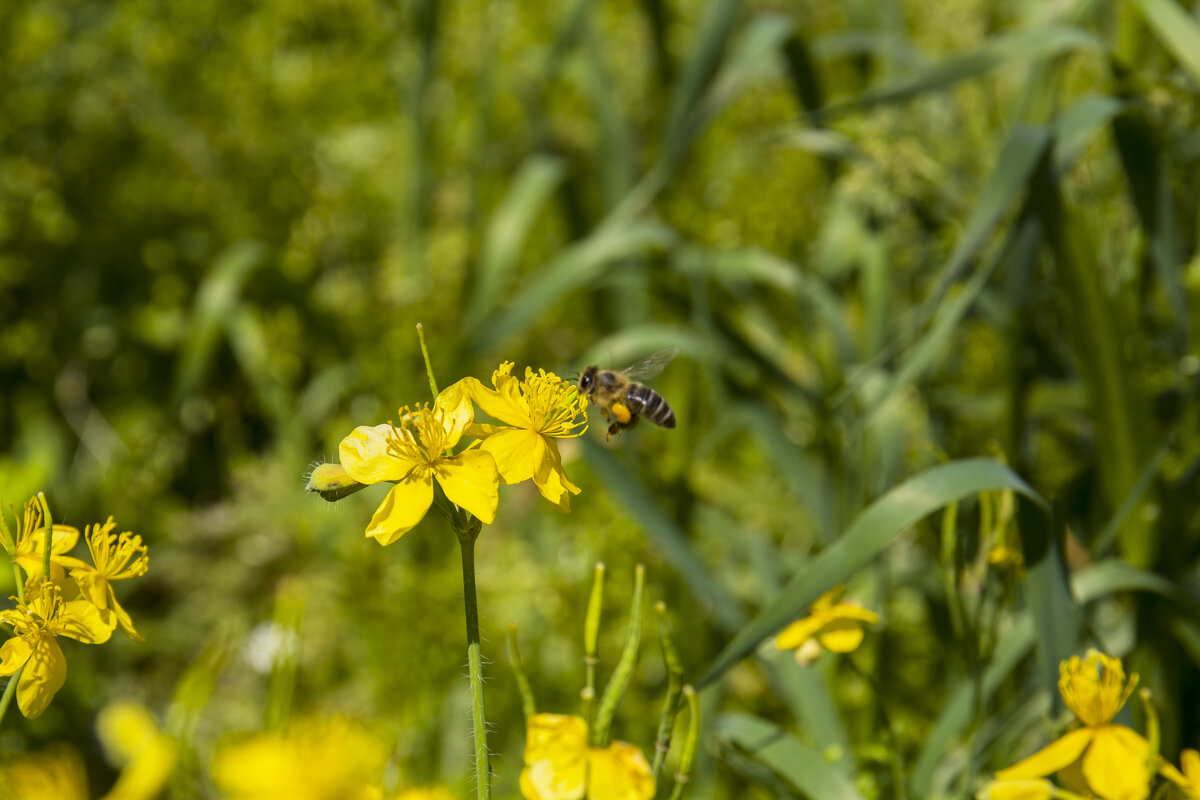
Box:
(622, 348, 678, 381)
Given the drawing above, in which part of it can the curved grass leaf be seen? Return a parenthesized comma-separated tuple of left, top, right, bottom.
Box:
(716, 712, 866, 800)
(1130, 0, 1200, 86)
(469, 221, 677, 351)
(468, 155, 567, 322)
(817, 25, 1100, 118)
(580, 438, 746, 632)
(910, 617, 1036, 797)
(697, 459, 1045, 687)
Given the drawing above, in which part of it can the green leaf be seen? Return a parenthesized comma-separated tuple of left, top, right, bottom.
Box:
(697, 459, 1045, 687)
(1130, 0, 1200, 86)
(470, 222, 676, 351)
(580, 438, 746, 632)
(910, 617, 1036, 797)
(817, 25, 1100, 117)
(716, 713, 866, 800)
(468, 155, 567, 322)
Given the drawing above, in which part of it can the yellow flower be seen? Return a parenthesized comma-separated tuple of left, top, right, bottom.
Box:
(96, 701, 177, 800)
(0, 582, 114, 718)
(338, 386, 499, 545)
(994, 650, 1151, 800)
(0, 744, 89, 800)
(975, 778, 1055, 800)
(64, 517, 148, 642)
(1160, 749, 1200, 798)
(393, 788, 454, 800)
(3, 496, 82, 584)
(211, 716, 389, 800)
(775, 585, 878, 665)
(519, 713, 655, 800)
(461, 363, 587, 511)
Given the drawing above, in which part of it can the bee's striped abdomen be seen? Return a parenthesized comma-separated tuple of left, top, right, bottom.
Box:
(626, 383, 676, 428)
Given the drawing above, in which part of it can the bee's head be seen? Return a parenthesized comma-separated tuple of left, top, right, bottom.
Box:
(578, 367, 598, 394)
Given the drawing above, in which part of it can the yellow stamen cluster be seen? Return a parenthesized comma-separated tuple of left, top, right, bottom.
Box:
(521, 368, 588, 438)
(85, 519, 149, 582)
(1059, 651, 1136, 728)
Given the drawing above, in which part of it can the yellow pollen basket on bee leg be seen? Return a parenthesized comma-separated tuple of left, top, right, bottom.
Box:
(612, 402, 632, 424)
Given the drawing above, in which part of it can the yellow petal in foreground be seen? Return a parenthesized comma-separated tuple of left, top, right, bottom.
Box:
(0, 744, 89, 800)
(521, 714, 588, 800)
(15, 636, 68, 719)
(1080, 726, 1151, 800)
(365, 478, 434, 546)
(995, 728, 1094, 781)
(586, 740, 655, 800)
(435, 450, 499, 524)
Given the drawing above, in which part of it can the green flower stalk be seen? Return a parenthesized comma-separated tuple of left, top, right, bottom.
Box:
(593, 564, 645, 748)
(582, 562, 605, 726)
(653, 601, 684, 778)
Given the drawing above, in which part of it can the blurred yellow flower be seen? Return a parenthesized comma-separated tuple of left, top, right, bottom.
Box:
(461, 363, 587, 511)
(2, 496, 82, 584)
(0, 582, 114, 718)
(993, 650, 1151, 800)
(339, 386, 499, 545)
(519, 713, 655, 800)
(96, 701, 177, 800)
(62, 517, 148, 642)
(775, 585, 878, 665)
(394, 788, 454, 800)
(211, 716, 388, 800)
(1160, 748, 1200, 798)
(0, 744, 89, 800)
(975, 778, 1055, 800)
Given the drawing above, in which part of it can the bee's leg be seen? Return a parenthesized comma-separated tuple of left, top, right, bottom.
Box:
(606, 421, 622, 439)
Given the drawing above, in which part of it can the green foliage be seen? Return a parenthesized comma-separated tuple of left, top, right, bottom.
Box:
(3, 0, 1200, 797)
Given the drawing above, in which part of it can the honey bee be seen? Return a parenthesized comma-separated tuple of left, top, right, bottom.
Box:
(577, 348, 677, 438)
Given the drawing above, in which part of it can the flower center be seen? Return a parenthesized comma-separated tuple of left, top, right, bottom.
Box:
(386, 405, 453, 468)
(522, 369, 588, 438)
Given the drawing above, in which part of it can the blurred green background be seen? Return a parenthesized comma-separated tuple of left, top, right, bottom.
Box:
(3, 0, 1200, 796)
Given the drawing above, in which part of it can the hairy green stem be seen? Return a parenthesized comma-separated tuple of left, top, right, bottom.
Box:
(457, 525, 491, 800)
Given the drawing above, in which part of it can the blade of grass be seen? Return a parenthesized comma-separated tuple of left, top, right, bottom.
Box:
(1129, 0, 1200, 85)
(467, 155, 567, 322)
(716, 713, 866, 800)
(580, 438, 746, 632)
(815, 25, 1100, 118)
(698, 459, 1045, 687)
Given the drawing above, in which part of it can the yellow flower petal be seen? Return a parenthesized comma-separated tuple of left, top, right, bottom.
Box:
(340, 424, 412, 485)
(434, 450, 498, 524)
(816, 619, 867, 653)
(995, 728, 1094, 781)
(17, 636, 67, 719)
(521, 714, 588, 800)
(532, 441, 580, 512)
(587, 741, 655, 800)
(525, 714, 589, 763)
(432, 384, 476, 452)
(1081, 725, 1150, 800)
(365, 479, 434, 546)
(480, 428, 545, 485)
(811, 586, 846, 614)
(58, 599, 117, 644)
(0, 636, 33, 676)
(976, 779, 1056, 800)
(1183, 748, 1200, 788)
(464, 368, 533, 429)
(776, 616, 825, 651)
(72, 567, 110, 610)
(0, 744, 90, 800)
